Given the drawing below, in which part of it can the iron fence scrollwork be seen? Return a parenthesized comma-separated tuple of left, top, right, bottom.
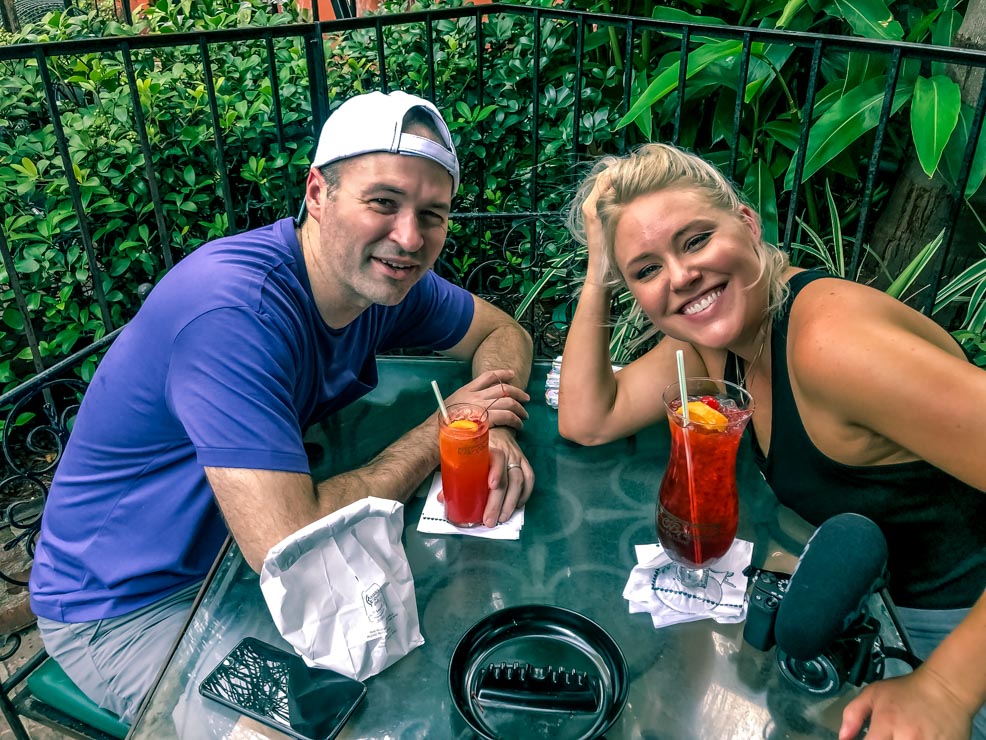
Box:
(0, 378, 87, 587)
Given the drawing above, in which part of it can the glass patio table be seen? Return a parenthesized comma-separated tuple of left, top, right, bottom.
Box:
(127, 357, 906, 740)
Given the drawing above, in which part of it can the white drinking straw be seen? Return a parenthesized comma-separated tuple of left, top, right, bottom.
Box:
(431, 380, 451, 423)
(675, 349, 690, 425)
(675, 352, 700, 562)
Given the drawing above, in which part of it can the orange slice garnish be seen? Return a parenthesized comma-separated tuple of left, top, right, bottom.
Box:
(677, 401, 728, 430)
(449, 419, 479, 431)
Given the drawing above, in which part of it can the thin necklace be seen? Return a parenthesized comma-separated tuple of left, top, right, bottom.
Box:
(734, 323, 769, 389)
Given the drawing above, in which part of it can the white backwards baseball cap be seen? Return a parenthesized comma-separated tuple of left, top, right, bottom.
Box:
(310, 90, 460, 195)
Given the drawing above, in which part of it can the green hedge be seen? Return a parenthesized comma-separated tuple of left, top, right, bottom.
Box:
(4, 0, 982, 388)
(1, 0, 640, 389)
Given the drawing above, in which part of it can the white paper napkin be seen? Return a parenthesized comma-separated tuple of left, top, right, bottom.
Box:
(623, 539, 753, 628)
(416, 471, 524, 540)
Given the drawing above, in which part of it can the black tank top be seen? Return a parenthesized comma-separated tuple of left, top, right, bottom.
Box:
(728, 269, 986, 609)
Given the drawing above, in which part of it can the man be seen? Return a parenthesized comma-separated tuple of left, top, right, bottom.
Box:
(28, 90, 535, 722)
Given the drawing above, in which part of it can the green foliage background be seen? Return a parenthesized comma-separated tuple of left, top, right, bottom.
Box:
(2, 0, 985, 387)
(547, 0, 986, 363)
(1, 0, 647, 388)
(1, 0, 316, 386)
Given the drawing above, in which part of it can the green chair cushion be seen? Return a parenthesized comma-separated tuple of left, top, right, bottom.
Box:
(26, 658, 131, 739)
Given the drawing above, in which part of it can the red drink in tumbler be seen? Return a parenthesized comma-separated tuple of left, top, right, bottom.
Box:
(656, 380, 753, 569)
(439, 403, 490, 527)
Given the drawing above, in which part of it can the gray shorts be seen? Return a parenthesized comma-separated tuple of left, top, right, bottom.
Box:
(893, 604, 985, 739)
(36, 581, 201, 722)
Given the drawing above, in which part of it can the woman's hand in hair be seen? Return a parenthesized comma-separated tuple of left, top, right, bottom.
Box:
(582, 171, 613, 285)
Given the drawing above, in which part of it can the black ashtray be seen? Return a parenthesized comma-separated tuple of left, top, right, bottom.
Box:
(448, 605, 629, 740)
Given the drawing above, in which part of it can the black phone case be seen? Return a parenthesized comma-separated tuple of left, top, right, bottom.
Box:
(198, 637, 366, 740)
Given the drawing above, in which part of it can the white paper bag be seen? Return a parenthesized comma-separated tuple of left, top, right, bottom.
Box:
(259, 496, 424, 681)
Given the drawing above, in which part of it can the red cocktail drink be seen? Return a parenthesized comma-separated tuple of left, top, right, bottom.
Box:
(658, 403, 749, 566)
(655, 378, 754, 612)
(439, 403, 490, 527)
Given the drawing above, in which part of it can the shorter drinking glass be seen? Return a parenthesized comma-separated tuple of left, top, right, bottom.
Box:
(654, 378, 754, 614)
(438, 403, 490, 527)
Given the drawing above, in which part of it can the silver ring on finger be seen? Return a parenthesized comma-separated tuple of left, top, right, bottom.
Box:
(506, 463, 522, 471)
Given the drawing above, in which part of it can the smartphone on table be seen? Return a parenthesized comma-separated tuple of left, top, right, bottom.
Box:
(198, 637, 366, 740)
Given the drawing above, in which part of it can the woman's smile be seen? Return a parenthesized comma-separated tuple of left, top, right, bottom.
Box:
(680, 286, 725, 315)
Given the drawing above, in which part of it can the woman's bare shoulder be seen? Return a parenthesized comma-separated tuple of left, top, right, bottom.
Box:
(790, 273, 891, 314)
(787, 275, 962, 360)
(780, 275, 986, 487)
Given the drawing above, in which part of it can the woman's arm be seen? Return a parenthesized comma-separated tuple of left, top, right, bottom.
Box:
(559, 324, 701, 445)
(557, 175, 703, 445)
(786, 281, 986, 737)
(839, 589, 986, 739)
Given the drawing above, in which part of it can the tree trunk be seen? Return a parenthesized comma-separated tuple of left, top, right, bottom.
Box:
(1, 0, 19, 31)
(869, 0, 986, 298)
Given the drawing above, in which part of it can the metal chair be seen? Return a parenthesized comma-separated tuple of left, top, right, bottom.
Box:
(0, 378, 130, 739)
(12, 0, 67, 26)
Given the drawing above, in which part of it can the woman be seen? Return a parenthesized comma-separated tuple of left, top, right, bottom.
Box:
(558, 143, 986, 739)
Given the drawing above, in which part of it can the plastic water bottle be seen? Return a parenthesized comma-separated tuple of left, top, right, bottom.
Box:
(545, 357, 623, 410)
(545, 356, 562, 409)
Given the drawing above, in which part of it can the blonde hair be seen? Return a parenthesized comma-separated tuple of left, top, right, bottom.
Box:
(566, 143, 789, 319)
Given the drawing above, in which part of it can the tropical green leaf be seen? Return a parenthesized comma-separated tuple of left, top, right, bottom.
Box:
(886, 228, 943, 299)
(911, 75, 961, 178)
(933, 258, 986, 313)
(965, 278, 986, 333)
(777, 0, 809, 29)
(792, 219, 838, 274)
(744, 44, 794, 104)
(824, 181, 845, 277)
(812, 79, 861, 121)
(784, 77, 912, 190)
(2, 309, 25, 331)
(650, 7, 728, 27)
(943, 105, 986, 197)
(842, 51, 883, 91)
(14, 412, 36, 428)
(629, 67, 652, 140)
(830, 0, 904, 40)
(711, 93, 736, 146)
(898, 57, 923, 87)
(14, 158, 39, 178)
(743, 158, 779, 247)
(791, 240, 833, 268)
(618, 40, 743, 129)
(764, 120, 801, 152)
(15, 258, 40, 273)
(930, 8, 961, 76)
(513, 267, 561, 320)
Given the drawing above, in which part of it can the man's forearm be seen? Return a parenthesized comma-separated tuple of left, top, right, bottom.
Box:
(314, 414, 440, 515)
(471, 323, 533, 390)
(311, 313, 533, 519)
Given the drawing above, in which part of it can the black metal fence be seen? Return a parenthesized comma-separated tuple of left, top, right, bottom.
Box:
(3, 0, 129, 33)
(2, 0, 362, 34)
(2, 4, 985, 406)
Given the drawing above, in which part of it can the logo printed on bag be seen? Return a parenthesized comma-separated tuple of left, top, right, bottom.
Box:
(362, 584, 386, 623)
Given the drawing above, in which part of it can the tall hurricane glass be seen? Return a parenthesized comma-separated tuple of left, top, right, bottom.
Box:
(655, 378, 754, 614)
